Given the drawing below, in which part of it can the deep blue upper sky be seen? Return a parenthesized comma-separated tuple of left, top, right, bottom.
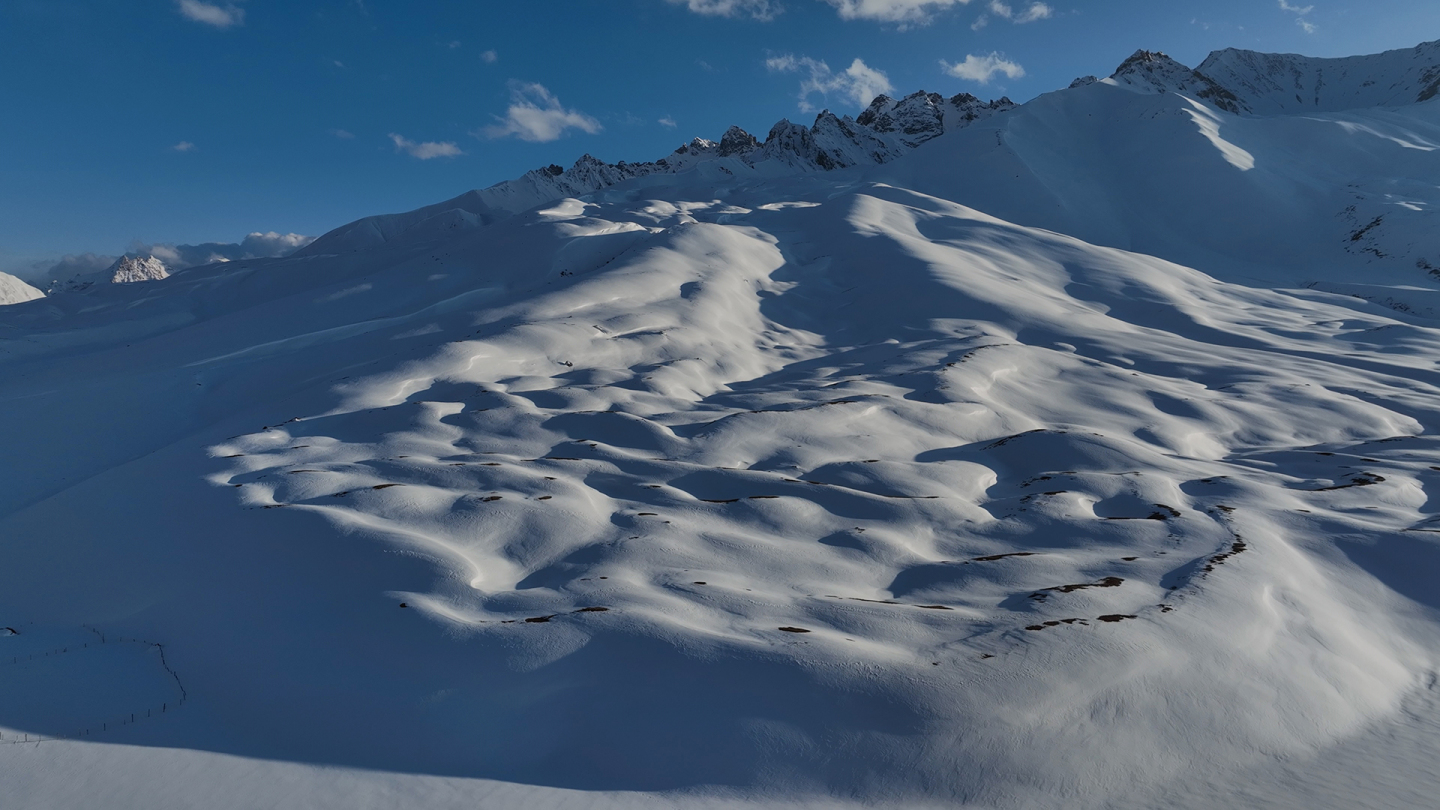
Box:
(2, 0, 1436, 273)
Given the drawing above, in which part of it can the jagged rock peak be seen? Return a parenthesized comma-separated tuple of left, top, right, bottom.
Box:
(109, 255, 170, 284)
(1115, 49, 1181, 71)
(674, 137, 718, 156)
(1109, 49, 1245, 113)
(1069, 75, 1099, 89)
(718, 125, 760, 157)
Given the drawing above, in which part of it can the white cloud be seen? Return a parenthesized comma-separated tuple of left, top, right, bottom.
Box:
(767, 55, 894, 112)
(480, 83, 603, 143)
(481, 49, 499, 64)
(663, 0, 779, 19)
(172, 141, 197, 152)
(973, 1, 1049, 28)
(819, 0, 973, 24)
(388, 133, 464, 159)
(987, 1, 1051, 22)
(447, 40, 461, 49)
(659, 116, 678, 128)
(941, 53, 1025, 84)
(1278, 0, 1317, 33)
(175, 0, 244, 28)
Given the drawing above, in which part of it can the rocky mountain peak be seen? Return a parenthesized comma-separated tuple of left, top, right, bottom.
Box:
(718, 125, 760, 157)
(109, 255, 170, 284)
(1110, 49, 1245, 113)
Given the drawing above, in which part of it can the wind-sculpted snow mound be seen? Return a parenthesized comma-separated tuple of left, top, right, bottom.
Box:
(2, 184, 1440, 807)
(199, 190, 1440, 801)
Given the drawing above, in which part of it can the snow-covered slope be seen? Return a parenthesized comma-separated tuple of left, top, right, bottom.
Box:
(300, 92, 1014, 256)
(1198, 39, 1440, 114)
(1105, 40, 1440, 115)
(4, 37, 1440, 810)
(878, 65, 1440, 293)
(0, 272, 44, 305)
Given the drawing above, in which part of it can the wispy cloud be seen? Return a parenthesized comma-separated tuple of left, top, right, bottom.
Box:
(481, 49, 499, 64)
(941, 53, 1025, 84)
(481, 83, 603, 143)
(973, 1, 1050, 29)
(1278, 0, 1317, 33)
(388, 133, 464, 159)
(175, 0, 244, 28)
(819, 0, 973, 25)
(659, 116, 678, 128)
(663, 0, 779, 19)
(172, 141, 198, 152)
(331, 129, 355, 139)
(767, 54, 894, 112)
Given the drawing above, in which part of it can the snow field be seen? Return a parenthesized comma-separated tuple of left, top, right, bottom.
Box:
(3, 45, 1440, 806)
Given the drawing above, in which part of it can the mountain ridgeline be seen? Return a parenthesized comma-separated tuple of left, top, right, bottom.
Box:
(298, 39, 1440, 259)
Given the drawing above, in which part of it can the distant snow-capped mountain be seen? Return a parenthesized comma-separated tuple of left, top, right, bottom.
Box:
(0, 271, 44, 305)
(49, 254, 169, 293)
(1108, 39, 1440, 114)
(108, 255, 170, 284)
(302, 40, 1439, 262)
(1197, 39, 1440, 114)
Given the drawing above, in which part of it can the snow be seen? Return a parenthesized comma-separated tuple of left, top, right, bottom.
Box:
(1198, 39, 1440, 114)
(108, 256, 170, 284)
(3, 37, 1440, 810)
(0, 272, 43, 305)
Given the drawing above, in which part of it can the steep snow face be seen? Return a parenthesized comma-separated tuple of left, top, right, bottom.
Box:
(0, 272, 43, 305)
(1198, 39, 1440, 115)
(876, 74, 1440, 292)
(108, 255, 169, 284)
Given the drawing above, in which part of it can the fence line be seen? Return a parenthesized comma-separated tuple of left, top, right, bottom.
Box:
(0, 627, 188, 746)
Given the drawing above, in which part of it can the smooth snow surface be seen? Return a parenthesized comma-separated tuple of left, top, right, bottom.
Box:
(4, 40, 1440, 810)
(0, 272, 43, 305)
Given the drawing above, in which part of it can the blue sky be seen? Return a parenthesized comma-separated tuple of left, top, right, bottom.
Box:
(1, 0, 1436, 275)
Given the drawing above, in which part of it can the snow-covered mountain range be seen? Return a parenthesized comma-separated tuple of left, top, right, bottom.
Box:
(3, 37, 1440, 810)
